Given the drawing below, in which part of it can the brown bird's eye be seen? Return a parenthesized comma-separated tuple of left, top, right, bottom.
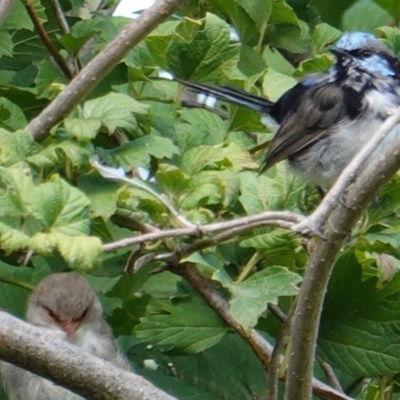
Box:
(43, 306, 61, 323)
(73, 307, 90, 323)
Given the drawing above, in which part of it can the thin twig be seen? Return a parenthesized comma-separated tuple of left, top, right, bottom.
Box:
(317, 357, 343, 393)
(24, 0, 74, 79)
(27, 0, 186, 141)
(111, 210, 160, 233)
(103, 210, 303, 252)
(48, 0, 70, 34)
(267, 304, 295, 400)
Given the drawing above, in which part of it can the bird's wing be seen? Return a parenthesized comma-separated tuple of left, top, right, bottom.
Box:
(263, 81, 363, 170)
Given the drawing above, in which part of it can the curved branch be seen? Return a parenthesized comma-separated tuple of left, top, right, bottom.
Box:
(0, 312, 176, 400)
(27, 0, 185, 141)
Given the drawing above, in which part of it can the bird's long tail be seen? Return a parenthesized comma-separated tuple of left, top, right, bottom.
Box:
(178, 80, 274, 113)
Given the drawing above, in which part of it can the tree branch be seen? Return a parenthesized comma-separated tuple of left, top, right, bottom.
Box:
(27, 0, 186, 141)
(285, 107, 400, 400)
(103, 211, 303, 252)
(0, 312, 176, 400)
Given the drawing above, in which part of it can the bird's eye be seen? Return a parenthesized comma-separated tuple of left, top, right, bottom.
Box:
(44, 306, 61, 323)
(361, 50, 373, 57)
(73, 307, 90, 323)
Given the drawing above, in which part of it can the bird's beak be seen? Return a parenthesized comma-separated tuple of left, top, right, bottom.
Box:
(329, 47, 353, 60)
(61, 320, 80, 337)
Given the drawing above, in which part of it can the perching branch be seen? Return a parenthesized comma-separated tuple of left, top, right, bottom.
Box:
(103, 210, 304, 252)
(0, 312, 176, 400)
(285, 106, 400, 400)
(27, 0, 186, 141)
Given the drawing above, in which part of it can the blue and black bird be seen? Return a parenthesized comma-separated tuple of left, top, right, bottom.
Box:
(180, 32, 400, 188)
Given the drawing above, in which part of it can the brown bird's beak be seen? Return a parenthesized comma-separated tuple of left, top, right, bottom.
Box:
(60, 320, 80, 337)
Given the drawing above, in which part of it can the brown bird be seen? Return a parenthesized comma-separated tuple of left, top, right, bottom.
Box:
(1, 273, 130, 400)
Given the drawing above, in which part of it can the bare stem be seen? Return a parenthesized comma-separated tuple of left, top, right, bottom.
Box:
(24, 0, 74, 79)
(103, 211, 303, 252)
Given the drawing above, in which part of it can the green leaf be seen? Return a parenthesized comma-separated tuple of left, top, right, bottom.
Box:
(27, 140, 92, 168)
(0, 32, 13, 58)
(320, 260, 400, 376)
(343, 0, 391, 31)
(37, 178, 91, 236)
(52, 232, 102, 270)
(34, 60, 69, 99)
(139, 334, 266, 400)
(0, 222, 30, 252)
(269, 0, 302, 27)
(239, 167, 304, 214)
(1, 0, 33, 30)
(135, 296, 228, 353)
(0, 130, 39, 166)
(64, 117, 102, 143)
(78, 175, 119, 218)
(311, 23, 342, 54)
(29, 231, 102, 270)
(295, 54, 333, 76)
(156, 164, 191, 198)
(262, 68, 297, 102)
(180, 143, 257, 176)
(146, 13, 239, 81)
(363, 228, 400, 248)
(175, 108, 228, 152)
(376, 26, 400, 58)
(213, 267, 301, 327)
(83, 92, 149, 134)
(373, 0, 400, 21)
(240, 229, 298, 250)
(99, 135, 179, 169)
(235, 0, 273, 32)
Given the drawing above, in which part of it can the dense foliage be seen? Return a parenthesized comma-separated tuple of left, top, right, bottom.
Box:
(1, 0, 400, 398)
